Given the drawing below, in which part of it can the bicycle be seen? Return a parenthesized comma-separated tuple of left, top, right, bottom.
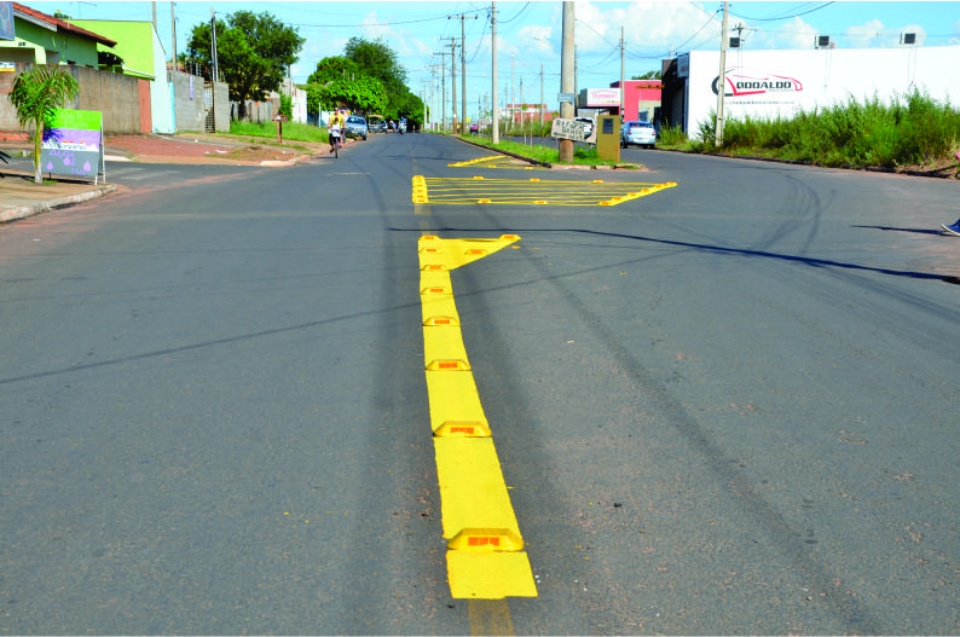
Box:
(329, 130, 343, 158)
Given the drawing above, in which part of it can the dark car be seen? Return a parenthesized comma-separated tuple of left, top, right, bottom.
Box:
(344, 115, 368, 140)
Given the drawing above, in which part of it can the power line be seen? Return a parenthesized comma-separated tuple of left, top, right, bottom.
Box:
(731, 2, 835, 22)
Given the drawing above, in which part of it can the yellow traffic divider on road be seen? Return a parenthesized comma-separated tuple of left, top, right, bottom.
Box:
(413, 175, 676, 206)
(417, 234, 537, 600)
(448, 155, 543, 170)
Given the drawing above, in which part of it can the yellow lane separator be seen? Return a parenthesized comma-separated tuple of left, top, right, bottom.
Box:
(413, 175, 677, 206)
(418, 234, 538, 600)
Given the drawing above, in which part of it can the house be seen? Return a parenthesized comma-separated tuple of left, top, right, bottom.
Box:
(0, 2, 115, 67)
(70, 19, 175, 134)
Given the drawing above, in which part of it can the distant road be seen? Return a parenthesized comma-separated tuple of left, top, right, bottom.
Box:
(1, 133, 958, 634)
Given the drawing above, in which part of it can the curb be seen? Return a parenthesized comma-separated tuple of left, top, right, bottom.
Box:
(1, 184, 117, 224)
(455, 136, 553, 168)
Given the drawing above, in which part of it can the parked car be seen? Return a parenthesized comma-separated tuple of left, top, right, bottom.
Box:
(575, 116, 595, 139)
(344, 115, 368, 140)
(621, 120, 657, 148)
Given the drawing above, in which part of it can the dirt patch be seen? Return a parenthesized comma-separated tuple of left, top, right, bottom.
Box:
(210, 145, 306, 163)
(894, 155, 960, 179)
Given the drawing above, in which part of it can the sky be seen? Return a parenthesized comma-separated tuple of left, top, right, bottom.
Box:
(21, 1, 960, 120)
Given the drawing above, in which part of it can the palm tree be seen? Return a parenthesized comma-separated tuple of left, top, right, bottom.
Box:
(8, 65, 81, 184)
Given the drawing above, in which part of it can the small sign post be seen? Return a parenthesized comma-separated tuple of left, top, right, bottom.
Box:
(40, 109, 105, 184)
(550, 118, 587, 142)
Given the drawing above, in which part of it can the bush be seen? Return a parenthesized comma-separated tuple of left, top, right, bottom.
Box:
(706, 89, 960, 169)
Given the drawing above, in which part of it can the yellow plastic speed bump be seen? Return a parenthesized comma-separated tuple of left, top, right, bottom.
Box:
(473, 176, 485, 180)
(478, 199, 492, 204)
(423, 315, 460, 326)
(534, 200, 548, 205)
(426, 370, 489, 437)
(421, 263, 448, 272)
(426, 359, 471, 371)
(448, 528, 524, 551)
(434, 436, 524, 548)
(421, 286, 452, 295)
(447, 551, 537, 599)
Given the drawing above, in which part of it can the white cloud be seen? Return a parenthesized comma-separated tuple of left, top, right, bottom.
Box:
(845, 18, 885, 48)
(517, 24, 554, 55)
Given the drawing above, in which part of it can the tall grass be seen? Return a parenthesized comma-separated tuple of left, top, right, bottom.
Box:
(699, 89, 960, 168)
(228, 120, 329, 144)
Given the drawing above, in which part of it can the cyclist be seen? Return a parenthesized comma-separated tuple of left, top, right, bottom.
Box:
(328, 108, 345, 153)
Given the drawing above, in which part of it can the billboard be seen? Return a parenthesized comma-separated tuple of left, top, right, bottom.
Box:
(579, 87, 621, 108)
(0, 2, 14, 41)
(40, 109, 106, 184)
(683, 44, 960, 132)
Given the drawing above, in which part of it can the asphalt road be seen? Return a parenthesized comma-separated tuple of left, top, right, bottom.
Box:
(1, 133, 959, 634)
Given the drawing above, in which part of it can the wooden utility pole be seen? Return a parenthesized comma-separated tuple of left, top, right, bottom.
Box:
(450, 13, 477, 133)
(560, 2, 575, 162)
(170, 2, 177, 72)
(716, 1, 729, 146)
(491, 2, 499, 143)
(619, 26, 625, 120)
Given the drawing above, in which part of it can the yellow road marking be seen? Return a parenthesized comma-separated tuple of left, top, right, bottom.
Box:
(448, 155, 543, 170)
(412, 175, 677, 206)
(418, 234, 537, 601)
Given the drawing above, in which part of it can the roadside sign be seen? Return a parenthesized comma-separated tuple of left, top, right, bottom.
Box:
(557, 92, 575, 104)
(40, 109, 106, 184)
(550, 118, 587, 142)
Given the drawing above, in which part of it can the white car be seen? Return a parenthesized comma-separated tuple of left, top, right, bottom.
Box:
(621, 120, 656, 148)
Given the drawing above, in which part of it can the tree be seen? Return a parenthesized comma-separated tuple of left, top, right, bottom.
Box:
(343, 37, 409, 119)
(186, 10, 304, 120)
(8, 65, 80, 184)
(632, 70, 662, 80)
(308, 56, 360, 85)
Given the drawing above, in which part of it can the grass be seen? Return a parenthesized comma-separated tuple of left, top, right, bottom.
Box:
(674, 89, 960, 172)
(228, 120, 330, 144)
(461, 135, 631, 167)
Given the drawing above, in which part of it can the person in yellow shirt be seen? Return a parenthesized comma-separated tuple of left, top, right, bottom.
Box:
(328, 108, 346, 153)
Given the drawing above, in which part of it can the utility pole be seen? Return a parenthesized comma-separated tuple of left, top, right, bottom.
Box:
(560, 1, 575, 163)
(491, 1, 499, 143)
(510, 53, 515, 131)
(443, 38, 459, 133)
(438, 51, 447, 132)
(450, 13, 478, 133)
(170, 2, 177, 72)
(210, 8, 218, 83)
(716, 0, 729, 146)
(539, 63, 544, 129)
(619, 26, 625, 120)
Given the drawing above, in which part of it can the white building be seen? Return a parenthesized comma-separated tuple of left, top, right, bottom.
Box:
(665, 43, 960, 134)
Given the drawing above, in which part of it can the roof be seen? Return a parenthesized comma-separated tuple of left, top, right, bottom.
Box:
(70, 19, 162, 80)
(13, 3, 117, 47)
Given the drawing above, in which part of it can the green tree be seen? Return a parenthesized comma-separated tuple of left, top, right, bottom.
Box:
(306, 74, 386, 121)
(7, 65, 80, 184)
(307, 56, 360, 85)
(186, 11, 304, 120)
(632, 70, 662, 80)
(344, 37, 409, 118)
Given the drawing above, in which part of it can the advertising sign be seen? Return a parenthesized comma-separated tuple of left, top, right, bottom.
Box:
(40, 109, 105, 184)
(551, 118, 588, 142)
(0, 2, 14, 41)
(582, 88, 621, 108)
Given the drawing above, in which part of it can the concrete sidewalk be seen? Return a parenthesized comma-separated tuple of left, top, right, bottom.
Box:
(1, 133, 327, 224)
(0, 169, 116, 223)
